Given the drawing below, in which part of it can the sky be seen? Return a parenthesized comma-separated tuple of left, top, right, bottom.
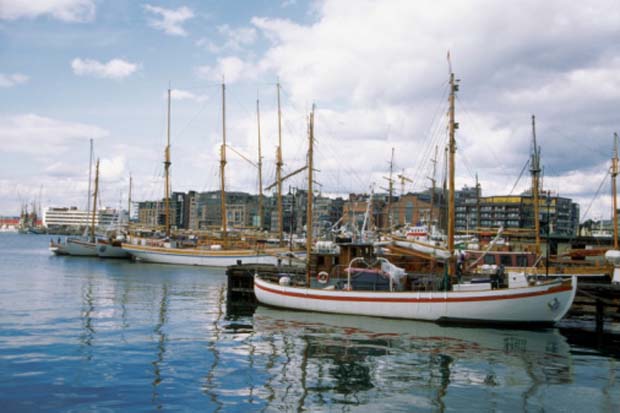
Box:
(1, 0, 619, 222)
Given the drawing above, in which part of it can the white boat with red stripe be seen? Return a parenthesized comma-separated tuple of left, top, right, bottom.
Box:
(254, 265, 576, 326)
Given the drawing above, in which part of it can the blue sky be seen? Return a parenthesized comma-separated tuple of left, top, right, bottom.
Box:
(1, 0, 619, 222)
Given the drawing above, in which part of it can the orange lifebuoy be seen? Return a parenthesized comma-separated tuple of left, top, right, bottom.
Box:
(317, 271, 329, 284)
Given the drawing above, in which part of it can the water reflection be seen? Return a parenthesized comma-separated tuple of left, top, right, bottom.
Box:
(79, 277, 95, 361)
(151, 283, 169, 409)
(252, 307, 573, 411)
(202, 284, 225, 412)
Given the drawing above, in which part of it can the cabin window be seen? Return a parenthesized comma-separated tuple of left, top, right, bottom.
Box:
(500, 255, 512, 266)
(484, 255, 496, 265)
(317, 256, 325, 266)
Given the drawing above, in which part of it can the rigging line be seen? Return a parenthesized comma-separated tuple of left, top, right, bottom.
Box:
(409, 84, 450, 189)
(455, 95, 503, 167)
(580, 170, 609, 222)
(508, 158, 530, 196)
(174, 99, 210, 141)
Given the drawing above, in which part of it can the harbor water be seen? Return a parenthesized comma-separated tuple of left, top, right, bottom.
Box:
(0, 234, 618, 412)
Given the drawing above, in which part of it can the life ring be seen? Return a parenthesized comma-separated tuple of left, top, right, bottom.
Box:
(317, 271, 329, 284)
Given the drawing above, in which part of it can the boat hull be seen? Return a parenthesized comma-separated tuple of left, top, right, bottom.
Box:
(51, 238, 98, 256)
(96, 242, 130, 258)
(122, 243, 298, 267)
(254, 276, 576, 325)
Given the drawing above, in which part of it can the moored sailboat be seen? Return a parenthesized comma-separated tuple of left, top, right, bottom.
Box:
(122, 83, 303, 267)
(253, 68, 577, 326)
(50, 157, 101, 256)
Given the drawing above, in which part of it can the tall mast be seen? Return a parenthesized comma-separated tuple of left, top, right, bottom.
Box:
(612, 132, 619, 249)
(164, 87, 172, 238)
(447, 72, 458, 275)
(90, 159, 100, 242)
(220, 81, 228, 245)
(86, 138, 93, 226)
(306, 104, 315, 285)
(257, 96, 264, 230)
(128, 173, 132, 228)
(530, 115, 541, 255)
(386, 147, 395, 230)
(475, 173, 481, 231)
(276, 82, 284, 245)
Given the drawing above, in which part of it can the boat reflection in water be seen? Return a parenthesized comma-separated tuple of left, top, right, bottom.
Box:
(252, 307, 572, 411)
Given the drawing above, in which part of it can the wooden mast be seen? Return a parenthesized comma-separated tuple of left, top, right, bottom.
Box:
(447, 72, 458, 275)
(86, 138, 93, 224)
(164, 87, 172, 238)
(385, 147, 395, 230)
(90, 159, 100, 242)
(530, 115, 541, 255)
(256, 96, 264, 230)
(612, 132, 619, 249)
(276, 82, 284, 245)
(306, 104, 315, 285)
(220, 81, 228, 245)
(128, 173, 132, 228)
(475, 173, 481, 232)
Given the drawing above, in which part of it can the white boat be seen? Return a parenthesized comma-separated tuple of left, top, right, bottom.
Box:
(254, 267, 576, 326)
(50, 235, 99, 256)
(50, 143, 101, 257)
(254, 71, 578, 327)
(122, 241, 298, 267)
(96, 237, 130, 259)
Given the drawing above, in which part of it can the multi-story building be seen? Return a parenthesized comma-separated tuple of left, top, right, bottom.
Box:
(453, 187, 579, 236)
(43, 206, 122, 230)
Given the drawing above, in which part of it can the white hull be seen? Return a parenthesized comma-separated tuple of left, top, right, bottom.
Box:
(96, 242, 130, 258)
(122, 243, 298, 267)
(254, 276, 576, 325)
(50, 238, 97, 256)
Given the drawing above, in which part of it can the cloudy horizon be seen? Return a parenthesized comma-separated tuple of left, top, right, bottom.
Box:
(1, 0, 619, 222)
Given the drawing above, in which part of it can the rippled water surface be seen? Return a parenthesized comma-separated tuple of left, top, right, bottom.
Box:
(0, 234, 618, 412)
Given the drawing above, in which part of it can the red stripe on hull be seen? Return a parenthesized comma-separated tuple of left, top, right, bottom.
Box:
(255, 280, 572, 304)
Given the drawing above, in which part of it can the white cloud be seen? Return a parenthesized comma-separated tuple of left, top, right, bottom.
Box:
(0, 113, 108, 155)
(169, 89, 208, 103)
(45, 161, 82, 178)
(100, 156, 126, 182)
(0, 0, 95, 22)
(503, 57, 620, 106)
(0, 73, 29, 88)
(143, 4, 194, 36)
(196, 56, 251, 83)
(197, 24, 257, 53)
(239, 0, 620, 215)
(71, 58, 139, 79)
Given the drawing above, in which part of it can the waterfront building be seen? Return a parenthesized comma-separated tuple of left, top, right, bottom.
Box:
(43, 206, 122, 231)
(453, 187, 579, 237)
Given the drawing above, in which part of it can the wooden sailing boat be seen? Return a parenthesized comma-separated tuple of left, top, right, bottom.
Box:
(96, 174, 132, 258)
(254, 69, 576, 326)
(50, 158, 101, 256)
(604, 132, 620, 283)
(122, 83, 297, 267)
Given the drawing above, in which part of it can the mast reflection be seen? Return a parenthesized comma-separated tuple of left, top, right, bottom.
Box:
(151, 283, 168, 409)
(253, 307, 572, 411)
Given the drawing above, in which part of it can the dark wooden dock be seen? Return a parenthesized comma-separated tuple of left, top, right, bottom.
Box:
(226, 263, 304, 310)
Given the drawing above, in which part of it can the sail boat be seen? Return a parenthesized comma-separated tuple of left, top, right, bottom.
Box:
(96, 174, 131, 258)
(253, 70, 576, 326)
(121, 83, 297, 267)
(50, 158, 101, 256)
